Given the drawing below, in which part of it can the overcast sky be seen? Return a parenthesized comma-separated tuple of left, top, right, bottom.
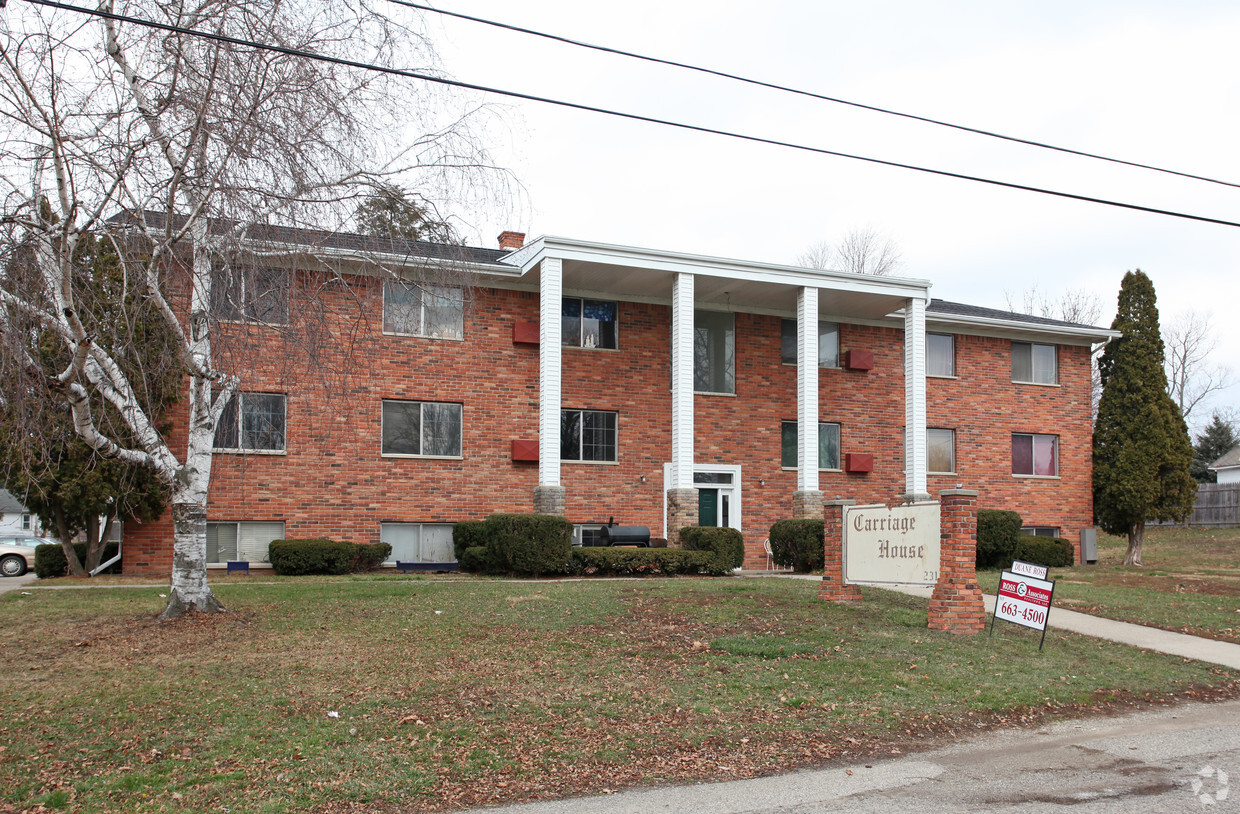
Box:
(427, 1, 1239, 432)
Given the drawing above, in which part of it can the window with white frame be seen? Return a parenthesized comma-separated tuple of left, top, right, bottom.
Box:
(380, 522, 456, 563)
(1012, 433, 1058, 476)
(213, 393, 286, 452)
(561, 409, 618, 462)
(928, 428, 955, 473)
(1021, 526, 1061, 538)
(779, 319, 840, 367)
(562, 298, 617, 349)
(927, 333, 955, 377)
(211, 263, 289, 324)
(1012, 341, 1057, 384)
(382, 400, 463, 457)
(780, 421, 841, 470)
(694, 310, 735, 394)
(572, 524, 608, 547)
(206, 521, 285, 564)
(22, 514, 31, 530)
(383, 280, 464, 339)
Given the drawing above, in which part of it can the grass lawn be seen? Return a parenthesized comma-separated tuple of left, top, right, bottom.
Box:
(2, 576, 1237, 813)
(977, 526, 1240, 644)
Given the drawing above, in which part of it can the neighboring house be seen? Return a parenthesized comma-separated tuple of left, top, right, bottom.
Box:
(1209, 446, 1240, 485)
(121, 226, 1116, 573)
(0, 489, 41, 536)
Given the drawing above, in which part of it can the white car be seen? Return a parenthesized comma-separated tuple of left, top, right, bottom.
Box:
(0, 535, 56, 577)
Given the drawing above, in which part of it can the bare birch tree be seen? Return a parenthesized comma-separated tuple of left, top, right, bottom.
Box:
(797, 226, 903, 276)
(0, 0, 504, 617)
(1164, 310, 1233, 428)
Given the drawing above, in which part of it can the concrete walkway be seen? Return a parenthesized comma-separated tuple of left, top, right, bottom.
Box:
(887, 582, 1240, 671)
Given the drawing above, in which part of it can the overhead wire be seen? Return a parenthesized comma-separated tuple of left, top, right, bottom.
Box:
(392, 0, 1240, 191)
(22, 0, 1240, 229)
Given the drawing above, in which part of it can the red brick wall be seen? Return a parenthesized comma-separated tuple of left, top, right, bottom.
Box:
(122, 277, 1094, 573)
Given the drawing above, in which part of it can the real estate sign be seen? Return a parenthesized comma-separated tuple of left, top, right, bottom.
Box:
(843, 502, 941, 586)
(994, 570, 1054, 632)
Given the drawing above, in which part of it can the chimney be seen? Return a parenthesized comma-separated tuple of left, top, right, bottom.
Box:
(498, 231, 525, 250)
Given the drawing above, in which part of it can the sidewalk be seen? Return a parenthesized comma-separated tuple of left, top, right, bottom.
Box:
(886, 582, 1240, 671)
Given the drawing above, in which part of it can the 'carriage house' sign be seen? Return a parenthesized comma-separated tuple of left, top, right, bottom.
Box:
(843, 502, 941, 586)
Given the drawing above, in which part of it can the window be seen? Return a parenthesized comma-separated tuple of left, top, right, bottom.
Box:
(380, 522, 456, 563)
(779, 319, 840, 367)
(1012, 342, 1057, 384)
(383, 280, 464, 339)
(382, 401, 462, 457)
(780, 421, 841, 470)
(562, 298, 617, 349)
(1021, 526, 1061, 538)
(1012, 433, 1058, 476)
(206, 521, 285, 564)
(928, 428, 956, 473)
(214, 393, 286, 452)
(927, 333, 955, 377)
(572, 524, 608, 547)
(211, 263, 289, 324)
(21, 514, 31, 531)
(694, 310, 735, 393)
(561, 410, 618, 462)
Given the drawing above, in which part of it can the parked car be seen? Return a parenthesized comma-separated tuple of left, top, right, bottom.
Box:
(0, 536, 56, 577)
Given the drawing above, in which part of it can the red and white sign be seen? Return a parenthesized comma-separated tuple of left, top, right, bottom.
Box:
(994, 570, 1054, 632)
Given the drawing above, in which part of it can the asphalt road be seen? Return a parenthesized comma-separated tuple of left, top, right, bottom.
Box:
(462, 698, 1238, 813)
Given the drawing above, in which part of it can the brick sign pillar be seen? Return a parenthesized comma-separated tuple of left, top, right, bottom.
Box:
(819, 499, 862, 603)
(928, 488, 985, 633)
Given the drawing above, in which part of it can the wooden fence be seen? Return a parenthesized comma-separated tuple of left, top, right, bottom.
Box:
(1152, 483, 1240, 527)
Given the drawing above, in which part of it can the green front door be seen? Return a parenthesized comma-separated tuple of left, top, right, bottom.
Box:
(698, 489, 719, 527)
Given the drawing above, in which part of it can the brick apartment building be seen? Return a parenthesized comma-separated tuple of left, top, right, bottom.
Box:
(122, 228, 1115, 574)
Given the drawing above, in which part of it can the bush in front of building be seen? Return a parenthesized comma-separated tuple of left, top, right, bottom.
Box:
(452, 521, 488, 560)
(680, 526, 744, 574)
(33, 542, 122, 578)
(767, 519, 824, 572)
(976, 509, 1023, 569)
(1013, 536, 1075, 568)
(268, 539, 356, 575)
(567, 547, 715, 576)
(353, 542, 393, 572)
(484, 513, 573, 576)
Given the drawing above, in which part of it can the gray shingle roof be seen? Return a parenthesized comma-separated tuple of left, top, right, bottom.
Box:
(927, 299, 1105, 331)
(1211, 445, 1240, 470)
(0, 489, 27, 513)
(107, 210, 513, 267)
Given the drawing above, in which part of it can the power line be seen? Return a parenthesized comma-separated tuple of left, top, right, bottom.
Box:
(395, 0, 1240, 191)
(22, 0, 1240, 230)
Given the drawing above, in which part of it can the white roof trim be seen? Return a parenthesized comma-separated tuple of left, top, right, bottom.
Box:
(511, 235, 932, 298)
(925, 310, 1118, 344)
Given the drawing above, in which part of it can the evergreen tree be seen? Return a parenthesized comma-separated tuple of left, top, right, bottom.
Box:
(355, 185, 455, 243)
(1093, 270, 1196, 565)
(1191, 412, 1240, 483)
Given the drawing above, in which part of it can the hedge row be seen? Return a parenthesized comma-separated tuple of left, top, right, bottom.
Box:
(456, 515, 740, 577)
(977, 509, 1076, 569)
(267, 539, 393, 575)
(33, 542, 122, 578)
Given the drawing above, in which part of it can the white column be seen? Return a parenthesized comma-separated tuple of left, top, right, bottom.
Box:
(670, 272, 695, 489)
(797, 287, 819, 491)
(904, 296, 929, 498)
(539, 258, 563, 486)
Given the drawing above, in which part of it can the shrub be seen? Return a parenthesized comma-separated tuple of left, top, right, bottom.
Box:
(453, 521, 488, 560)
(566, 547, 714, 576)
(1013, 536, 1075, 568)
(268, 539, 355, 575)
(353, 542, 392, 572)
(457, 545, 495, 575)
(33, 542, 122, 578)
(484, 513, 573, 576)
(767, 519, 824, 572)
(976, 509, 1022, 569)
(680, 526, 744, 574)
